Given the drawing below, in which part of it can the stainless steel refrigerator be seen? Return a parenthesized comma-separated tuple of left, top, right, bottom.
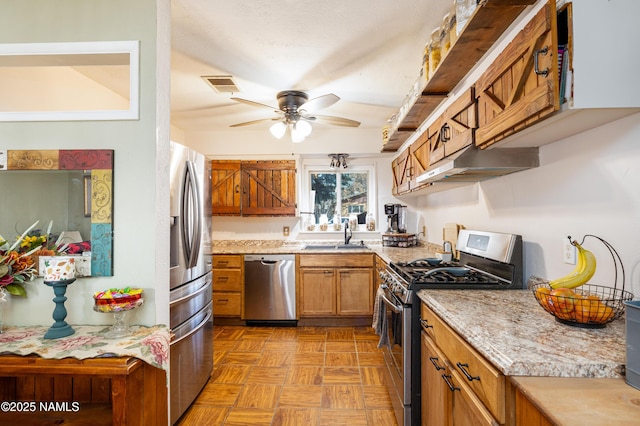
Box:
(169, 141, 213, 424)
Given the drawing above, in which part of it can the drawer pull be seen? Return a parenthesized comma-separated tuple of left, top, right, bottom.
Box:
(420, 318, 433, 329)
(456, 362, 480, 381)
(429, 356, 445, 371)
(216, 299, 229, 303)
(216, 261, 229, 266)
(216, 277, 229, 281)
(442, 374, 460, 392)
(534, 46, 549, 76)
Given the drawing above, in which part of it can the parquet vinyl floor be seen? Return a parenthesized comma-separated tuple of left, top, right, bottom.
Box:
(176, 325, 398, 426)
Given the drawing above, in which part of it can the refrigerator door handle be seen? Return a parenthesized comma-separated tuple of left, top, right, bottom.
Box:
(171, 307, 212, 345)
(181, 160, 202, 269)
(169, 276, 211, 307)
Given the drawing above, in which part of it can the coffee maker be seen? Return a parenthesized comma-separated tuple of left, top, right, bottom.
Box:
(384, 203, 407, 233)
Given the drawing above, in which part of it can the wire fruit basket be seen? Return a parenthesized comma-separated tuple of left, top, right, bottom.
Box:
(532, 235, 633, 329)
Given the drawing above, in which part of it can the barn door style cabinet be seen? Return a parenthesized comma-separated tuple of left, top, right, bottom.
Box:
(211, 160, 296, 216)
(477, 0, 640, 149)
(382, 0, 536, 151)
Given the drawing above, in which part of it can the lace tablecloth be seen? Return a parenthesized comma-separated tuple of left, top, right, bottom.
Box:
(0, 325, 170, 371)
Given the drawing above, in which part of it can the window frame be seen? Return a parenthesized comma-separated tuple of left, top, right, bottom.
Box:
(300, 157, 377, 232)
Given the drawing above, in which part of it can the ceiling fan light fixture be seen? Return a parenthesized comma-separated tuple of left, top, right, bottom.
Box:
(270, 121, 287, 139)
(291, 125, 306, 143)
(296, 120, 312, 137)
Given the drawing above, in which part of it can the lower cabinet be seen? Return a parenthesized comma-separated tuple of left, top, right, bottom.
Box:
(513, 387, 553, 426)
(212, 254, 243, 317)
(298, 254, 374, 317)
(421, 303, 505, 425)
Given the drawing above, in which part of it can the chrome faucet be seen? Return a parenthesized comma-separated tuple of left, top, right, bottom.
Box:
(344, 221, 353, 245)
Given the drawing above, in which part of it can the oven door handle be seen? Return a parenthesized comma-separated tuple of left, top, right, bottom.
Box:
(380, 292, 403, 314)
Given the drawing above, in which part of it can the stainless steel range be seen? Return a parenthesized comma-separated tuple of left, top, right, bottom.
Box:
(377, 229, 524, 426)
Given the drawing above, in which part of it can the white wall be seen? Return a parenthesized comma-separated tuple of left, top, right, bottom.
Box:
(0, 0, 169, 327)
(401, 112, 640, 298)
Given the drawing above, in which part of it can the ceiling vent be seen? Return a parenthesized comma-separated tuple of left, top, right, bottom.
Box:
(201, 75, 240, 93)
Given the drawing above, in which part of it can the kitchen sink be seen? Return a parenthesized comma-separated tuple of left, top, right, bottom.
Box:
(302, 244, 368, 250)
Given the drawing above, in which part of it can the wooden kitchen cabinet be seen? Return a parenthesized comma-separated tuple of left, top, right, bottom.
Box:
(392, 87, 476, 196)
(513, 386, 553, 426)
(428, 88, 476, 165)
(476, 0, 640, 149)
(421, 303, 506, 425)
(298, 254, 374, 317)
(421, 331, 451, 426)
(211, 160, 242, 215)
(212, 254, 243, 317)
(211, 160, 296, 216)
(475, 1, 558, 149)
(391, 148, 412, 196)
(383, 0, 535, 152)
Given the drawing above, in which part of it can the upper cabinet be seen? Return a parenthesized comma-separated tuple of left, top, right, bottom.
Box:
(386, 0, 640, 153)
(475, 2, 558, 148)
(211, 160, 296, 216)
(482, 0, 640, 148)
(383, 0, 536, 152)
(211, 160, 242, 215)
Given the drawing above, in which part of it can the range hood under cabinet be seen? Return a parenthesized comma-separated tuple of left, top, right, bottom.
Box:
(415, 146, 539, 184)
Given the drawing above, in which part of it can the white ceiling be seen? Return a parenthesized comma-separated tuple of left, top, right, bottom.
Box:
(170, 0, 452, 142)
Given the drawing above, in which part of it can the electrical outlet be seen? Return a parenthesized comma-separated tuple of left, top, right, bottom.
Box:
(283, 226, 290, 236)
(563, 238, 576, 264)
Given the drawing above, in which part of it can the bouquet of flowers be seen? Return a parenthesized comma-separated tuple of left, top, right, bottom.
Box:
(0, 221, 40, 297)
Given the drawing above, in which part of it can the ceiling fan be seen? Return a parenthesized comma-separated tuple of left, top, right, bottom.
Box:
(229, 90, 360, 143)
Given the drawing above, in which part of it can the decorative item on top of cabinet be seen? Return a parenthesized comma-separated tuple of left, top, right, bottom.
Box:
(298, 254, 374, 318)
(211, 160, 296, 216)
(382, 0, 535, 152)
(475, 1, 559, 149)
(212, 254, 243, 317)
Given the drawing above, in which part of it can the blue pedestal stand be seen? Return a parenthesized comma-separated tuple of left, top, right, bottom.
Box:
(44, 278, 76, 339)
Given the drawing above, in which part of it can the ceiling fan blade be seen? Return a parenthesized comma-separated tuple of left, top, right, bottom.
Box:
(230, 117, 279, 128)
(230, 97, 281, 113)
(299, 93, 339, 112)
(313, 114, 361, 127)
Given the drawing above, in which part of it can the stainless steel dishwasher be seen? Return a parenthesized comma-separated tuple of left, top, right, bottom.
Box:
(244, 254, 296, 325)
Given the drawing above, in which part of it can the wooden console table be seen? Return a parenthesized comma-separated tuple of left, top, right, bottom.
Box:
(0, 325, 170, 425)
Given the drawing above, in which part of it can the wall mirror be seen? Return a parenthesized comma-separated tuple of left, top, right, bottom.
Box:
(0, 149, 114, 276)
(0, 40, 139, 121)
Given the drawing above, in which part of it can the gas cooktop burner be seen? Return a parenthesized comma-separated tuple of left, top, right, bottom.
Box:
(390, 262, 501, 287)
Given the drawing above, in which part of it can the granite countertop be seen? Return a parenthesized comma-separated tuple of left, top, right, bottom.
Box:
(417, 289, 626, 378)
(211, 239, 438, 264)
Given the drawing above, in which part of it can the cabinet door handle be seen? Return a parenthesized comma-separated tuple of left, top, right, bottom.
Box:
(442, 374, 460, 392)
(429, 356, 445, 371)
(235, 184, 240, 193)
(534, 46, 549, 76)
(420, 318, 433, 329)
(456, 362, 480, 381)
(439, 123, 451, 143)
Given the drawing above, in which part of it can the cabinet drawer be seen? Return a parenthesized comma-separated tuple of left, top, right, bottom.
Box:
(421, 303, 505, 423)
(213, 292, 241, 316)
(213, 269, 243, 292)
(299, 254, 374, 268)
(212, 254, 243, 268)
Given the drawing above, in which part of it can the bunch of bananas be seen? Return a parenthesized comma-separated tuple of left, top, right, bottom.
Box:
(549, 240, 596, 289)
